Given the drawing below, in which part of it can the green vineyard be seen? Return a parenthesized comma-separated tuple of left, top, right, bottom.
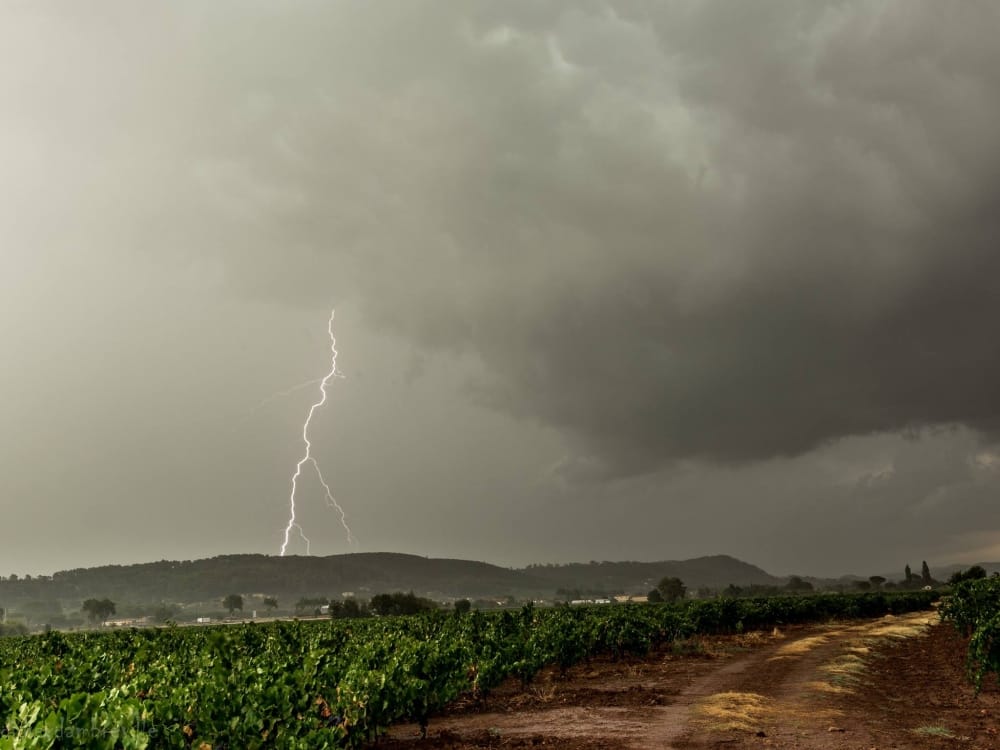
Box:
(0, 592, 936, 749)
(942, 576, 1000, 691)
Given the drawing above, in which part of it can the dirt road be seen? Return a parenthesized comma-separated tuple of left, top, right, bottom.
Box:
(380, 610, 1000, 749)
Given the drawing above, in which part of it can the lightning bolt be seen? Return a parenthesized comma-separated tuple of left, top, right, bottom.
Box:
(309, 458, 355, 545)
(279, 309, 355, 555)
(293, 524, 311, 555)
(236, 370, 345, 433)
(232, 379, 324, 434)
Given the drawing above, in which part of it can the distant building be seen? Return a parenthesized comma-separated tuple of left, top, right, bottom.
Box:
(103, 617, 150, 628)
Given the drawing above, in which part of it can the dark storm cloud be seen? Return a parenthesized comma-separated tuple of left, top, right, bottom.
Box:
(549, 429, 1000, 575)
(13, 1, 1000, 477)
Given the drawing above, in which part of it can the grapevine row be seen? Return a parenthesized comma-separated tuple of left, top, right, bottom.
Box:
(0, 591, 936, 749)
(941, 576, 1000, 691)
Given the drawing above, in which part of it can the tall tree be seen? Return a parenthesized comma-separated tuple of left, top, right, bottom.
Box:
(369, 591, 437, 616)
(223, 594, 244, 616)
(921, 561, 932, 586)
(904, 564, 913, 584)
(786, 575, 813, 592)
(341, 598, 363, 618)
(81, 598, 116, 624)
(655, 577, 687, 603)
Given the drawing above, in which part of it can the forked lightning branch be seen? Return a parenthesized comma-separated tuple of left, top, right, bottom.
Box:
(279, 309, 355, 555)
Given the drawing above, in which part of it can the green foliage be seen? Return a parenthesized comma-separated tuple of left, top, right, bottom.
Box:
(0, 591, 935, 747)
(369, 591, 438, 616)
(949, 565, 988, 586)
(223, 593, 244, 615)
(941, 575, 1000, 691)
(655, 577, 686, 603)
(81, 598, 116, 623)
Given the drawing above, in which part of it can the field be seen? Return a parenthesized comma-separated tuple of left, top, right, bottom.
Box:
(384, 608, 1000, 749)
(0, 592, 941, 749)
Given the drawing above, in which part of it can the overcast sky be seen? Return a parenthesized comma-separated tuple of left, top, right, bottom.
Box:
(3, 1, 999, 578)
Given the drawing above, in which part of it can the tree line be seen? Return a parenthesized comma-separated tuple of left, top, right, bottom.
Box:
(219, 590, 446, 619)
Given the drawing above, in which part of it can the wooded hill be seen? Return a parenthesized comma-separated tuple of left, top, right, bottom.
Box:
(522, 554, 782, 594)
(0, 553, 785, 606)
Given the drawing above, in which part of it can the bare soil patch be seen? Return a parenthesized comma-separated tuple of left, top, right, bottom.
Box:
(840, 620, 1000, 749)
(377, 630, 769, 748)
